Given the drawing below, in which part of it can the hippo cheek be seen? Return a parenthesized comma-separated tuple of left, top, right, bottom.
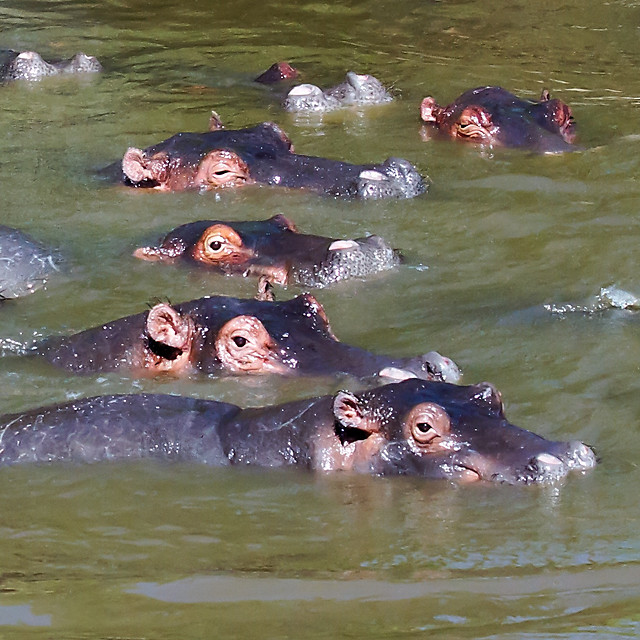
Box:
(373, 443, 481, 481)
(195, 150, 252, 190)
(213, 316, 292, 375)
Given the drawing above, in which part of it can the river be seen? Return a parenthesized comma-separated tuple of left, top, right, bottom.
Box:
(1, 0, 639, 637)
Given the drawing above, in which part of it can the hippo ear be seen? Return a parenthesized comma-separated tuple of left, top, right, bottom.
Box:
(420, 97, 443, 123)
(287, 294, 338, 340)
(540, 89, 551, 102)
(146, 303, 192, 351)
(470, 382, 504, 414)
(122, 148, 168, 185)
(332, 391, 378, 435)
(268, 214, 299, 233)
(208, 110, 224, 131)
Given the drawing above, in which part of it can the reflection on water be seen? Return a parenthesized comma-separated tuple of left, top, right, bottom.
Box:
(1, 0, 640, 637)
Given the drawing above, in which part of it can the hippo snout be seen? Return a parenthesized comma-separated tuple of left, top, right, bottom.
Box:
(357, 158, 427, 199)
(483, 441, 597, 485)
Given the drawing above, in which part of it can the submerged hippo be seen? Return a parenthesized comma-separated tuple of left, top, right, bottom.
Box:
(133, 214, 401, 288)
(420, 86, 576, 153)
(254, 61, 299, 84)
(34, 293, 460, 382)
(0, 49, 102, 82)
(117, 121, 425, 199)
(284, 71, 392, 112)
(0, 379, 596, 484)
(0, 226, 59, 299)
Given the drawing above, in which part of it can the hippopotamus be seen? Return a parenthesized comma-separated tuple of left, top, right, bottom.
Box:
(0, 379, 596, 484)
(133, 215, 401, 288)
(117, 121, 425, 199)
(0, 49, 101, 82)
(420, 86, 576, 153)
(284, 71, 392, 113)
(33, 293, 460, 382)
(0, 226, 60, 299)
(254, 61, 299, 84)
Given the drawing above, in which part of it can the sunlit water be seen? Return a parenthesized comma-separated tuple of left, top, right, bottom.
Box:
(1, 0, 640, 637)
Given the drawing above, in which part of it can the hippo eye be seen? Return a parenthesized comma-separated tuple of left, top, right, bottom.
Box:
(197, 225, 247, 263)
(232, 335, 248, 348)
(406, 403, 451, 448)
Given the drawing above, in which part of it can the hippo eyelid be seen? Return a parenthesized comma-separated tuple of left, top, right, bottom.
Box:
(405, 402, 451, 447)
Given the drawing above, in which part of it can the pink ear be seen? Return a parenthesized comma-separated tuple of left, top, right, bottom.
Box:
(332, 391, 377, 434)
(122, 147, 151, 183)
(420, 97, 442, 123)
(146, 303, 192, 350)
(122, 148, 168, 184)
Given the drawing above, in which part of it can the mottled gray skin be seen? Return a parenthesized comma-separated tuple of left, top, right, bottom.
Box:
(134, 215, 402, 288)
(0, 50, 102, 82)
(33, 294, 461, 383)
(284, 71, 393, 113)
(0, 380, 596, 485)
(0, 226, 59, 299)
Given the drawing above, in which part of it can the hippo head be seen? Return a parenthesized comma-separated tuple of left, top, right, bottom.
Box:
(137, 295, 456, 382)
(326, 379, 596, 483)
(420, 86, 576, 153)
(284, 71, 392, 113)
(4, 51, 102, 82)
(134, 215, 402, 287)
(119, 121, 425, 198)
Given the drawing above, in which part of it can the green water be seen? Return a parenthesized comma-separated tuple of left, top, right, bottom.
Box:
(1, 0, 640, 637)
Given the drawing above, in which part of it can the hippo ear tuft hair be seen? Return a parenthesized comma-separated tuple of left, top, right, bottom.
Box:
(333, 391, 377, 434)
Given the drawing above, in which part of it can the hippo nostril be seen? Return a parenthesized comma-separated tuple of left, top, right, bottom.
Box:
(328, 240, 359, 251)
(535, 453, 564, 468)
(565, 441, 598, 470)
(287, 84, 321, 97)
(358, 170, 387, 182)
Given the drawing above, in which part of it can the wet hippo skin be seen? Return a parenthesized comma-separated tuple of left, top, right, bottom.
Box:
(254, 61, 299, 84)
(0, 49, 102, 82)
(284, 71, 392, 112)
(0, 226, 60, 299)
(117, 121, 426, 199)
(0, 380, 596, 484)
(133, 214, 402, 288)
(420, 86, 576, 153)
(33, 293, 460, 383)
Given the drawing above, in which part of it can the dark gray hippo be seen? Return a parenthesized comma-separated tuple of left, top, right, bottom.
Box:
(0, 380, 596, 484)
(0, 226, 59, 299)
(0, 49, 101, 82)
(116, 121, 425, 199)
(284, 71, 393, 113)
(420, 86, 576, 153)
(133, 215, 402, 288)
(33, 293, 460, 383)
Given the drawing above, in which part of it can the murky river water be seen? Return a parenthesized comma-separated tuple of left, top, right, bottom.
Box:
(1, 0, 640, 637)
